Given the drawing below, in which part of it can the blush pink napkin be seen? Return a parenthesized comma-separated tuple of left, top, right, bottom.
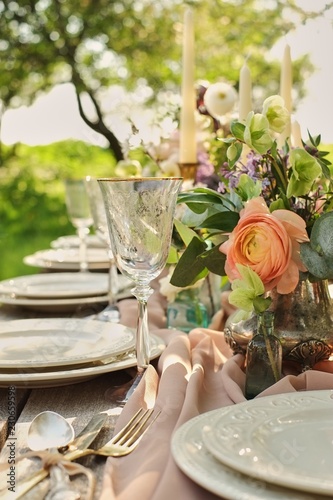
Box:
(100, 287, 333, 500)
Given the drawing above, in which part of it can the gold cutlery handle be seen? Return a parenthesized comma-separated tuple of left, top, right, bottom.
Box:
(2, 450, 86, 499)
(0, 469, 48, 499)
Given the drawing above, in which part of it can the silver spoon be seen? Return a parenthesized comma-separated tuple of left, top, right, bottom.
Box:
(28, 411, 80, 500)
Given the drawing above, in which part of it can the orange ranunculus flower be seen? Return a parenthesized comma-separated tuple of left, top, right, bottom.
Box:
(219, 197, 309, 294)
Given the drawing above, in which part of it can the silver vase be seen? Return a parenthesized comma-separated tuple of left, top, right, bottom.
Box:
(224, 279, 333, 371)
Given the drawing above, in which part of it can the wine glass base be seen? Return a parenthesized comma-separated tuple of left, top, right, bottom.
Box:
(105, 371, 145, 407)
(94, 305, 120, 323)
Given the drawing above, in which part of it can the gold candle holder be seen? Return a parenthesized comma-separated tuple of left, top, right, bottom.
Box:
(178, 162, 198, 182)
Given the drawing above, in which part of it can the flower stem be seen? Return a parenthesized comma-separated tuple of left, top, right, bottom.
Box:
(262, 324, 280, 383)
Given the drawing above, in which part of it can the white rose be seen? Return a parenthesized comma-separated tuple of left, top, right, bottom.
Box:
(204, 82, 237, 120)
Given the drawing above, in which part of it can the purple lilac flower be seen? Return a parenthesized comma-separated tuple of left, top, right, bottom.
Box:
(196, 151, 220, 190)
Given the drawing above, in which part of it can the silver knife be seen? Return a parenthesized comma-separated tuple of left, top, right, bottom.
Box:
(4, 413, 107, 499)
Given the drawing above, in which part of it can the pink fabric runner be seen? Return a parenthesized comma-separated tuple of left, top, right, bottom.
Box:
(100, 288, 333, 500)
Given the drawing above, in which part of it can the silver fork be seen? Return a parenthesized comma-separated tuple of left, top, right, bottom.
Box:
(65, 407, 161, 460)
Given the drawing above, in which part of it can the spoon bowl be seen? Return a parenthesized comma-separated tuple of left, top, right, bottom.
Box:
(28, 410, 75, 451)
(27, 411, 79, 499)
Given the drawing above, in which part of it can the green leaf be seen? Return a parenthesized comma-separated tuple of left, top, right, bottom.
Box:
(253, 296, 272, 313)
(308, 212, 333, 258)
(320, 161, 331, 180)
(170, 237, 208, 287)
(235, 264, 265, 295)
(166, 245, 179, 264)
(181, 206, 211, 227)
(174, 219, 199, 246)
(221, 137, 236, 144)
(251, 129, 265, 140)
(196, 211, 239, 231)
(235, 174, 262, 201)
(230, 121, 245, 141)
(300, 242, 333, 279)
(177, 190, 225, 214)
(227, 141, 243, 168)
(269, 198, 286, 211)
(201, 244, 226, 275)
(270, 140, 278, 156)
(228, 288, 255, 311)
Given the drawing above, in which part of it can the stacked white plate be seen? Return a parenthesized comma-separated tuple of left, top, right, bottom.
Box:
(0, 272, 131, 312)
(0, 317, 165, 388)
(171, 390, 333, 499)
(24, 247, 110, 271)
(51, 234, 106, 249)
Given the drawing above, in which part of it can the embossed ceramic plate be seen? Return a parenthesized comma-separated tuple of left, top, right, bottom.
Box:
(0, 334, 165, 388)
(0, 272, 109, 298)
(0, 272, 131, 299)
(0, 318, 135, 368)
(24, 248, 110, 270)
(202, 390, 333, 496)
(51, 234, 106, 249)
(0, 293, 110, 312)
(171, 407, 321, 500)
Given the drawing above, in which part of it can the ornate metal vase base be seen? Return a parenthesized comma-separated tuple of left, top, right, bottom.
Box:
(224, 279, 333, 371)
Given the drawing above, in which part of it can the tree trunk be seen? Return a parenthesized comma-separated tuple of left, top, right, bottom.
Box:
(75, 89, 124, 163)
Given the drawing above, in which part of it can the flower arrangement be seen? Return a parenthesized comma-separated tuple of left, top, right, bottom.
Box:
(170, 94, 333, 319)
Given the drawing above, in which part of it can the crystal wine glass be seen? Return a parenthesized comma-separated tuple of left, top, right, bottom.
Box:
(64, 178, 94, 273)
(98, 177, 182, 400)
(85, 175, 120, 323)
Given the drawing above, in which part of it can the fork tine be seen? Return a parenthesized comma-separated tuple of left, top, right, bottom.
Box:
(117, 409, 153, 446)
(109, 408, 144, 445)
(124, 409, 161, 449)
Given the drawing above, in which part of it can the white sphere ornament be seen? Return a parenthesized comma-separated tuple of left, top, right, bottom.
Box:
(203, 82, 237, 120)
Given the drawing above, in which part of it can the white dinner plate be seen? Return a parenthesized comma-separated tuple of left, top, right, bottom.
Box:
(24, 248, 110, 270)
(51, 234, 106, 249)
(0, 318, 135, 368)
(171, 407, 322, 500)
(0, 334, 165, 388)
(0, 272, 109, 299)
(0, 293, 111, 312)
(202, 390, 333, 496)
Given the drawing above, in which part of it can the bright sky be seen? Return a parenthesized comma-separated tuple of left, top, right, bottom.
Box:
(1, 3, 333, 146)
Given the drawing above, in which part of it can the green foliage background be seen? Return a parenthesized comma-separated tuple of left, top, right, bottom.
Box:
(0, 141, 116, 280)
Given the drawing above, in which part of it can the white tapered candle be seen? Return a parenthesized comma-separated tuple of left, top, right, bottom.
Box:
(280, 44, 292, 112)
(292, 119, 302, 147)
(238, 62, 252, 122)
(279, 44, 292, 146)
(179, 8, 197, 164)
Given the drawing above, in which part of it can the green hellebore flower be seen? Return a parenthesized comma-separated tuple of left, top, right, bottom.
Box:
(286, 148, 322, 198)
(262, 95, 290, 133)
(244, 112, 273, 154)
(229, 264, 265, 311)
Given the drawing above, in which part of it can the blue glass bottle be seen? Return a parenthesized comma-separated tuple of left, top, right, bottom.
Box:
(167, 288, 209, 333)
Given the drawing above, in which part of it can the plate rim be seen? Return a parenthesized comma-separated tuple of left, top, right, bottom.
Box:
(24, 249, 110, 270)
(0, 272, 109, 299)
(0, 317, 135, 368)
(51, 234, 106, 249)
(201, 390, 333, 496)
(0, 293, 110, 310)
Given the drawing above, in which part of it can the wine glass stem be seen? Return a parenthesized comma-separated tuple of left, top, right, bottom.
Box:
(134, 285, 153, 373)
(77, 227, 88, 273)
(108, 249, 119, 306)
